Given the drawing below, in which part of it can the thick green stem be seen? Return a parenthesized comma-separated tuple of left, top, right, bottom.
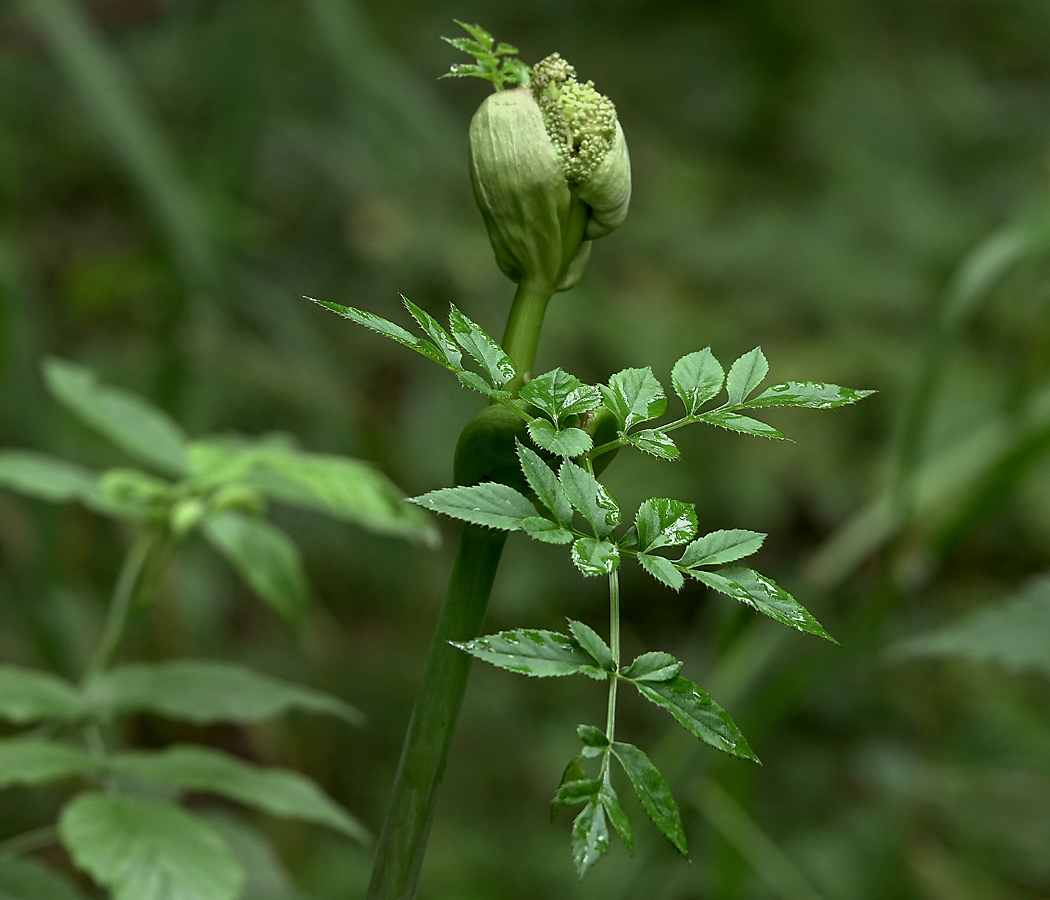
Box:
(367, 526, 507, 899)
(502, 281, 551, 383)
(368, 282, 555, 900)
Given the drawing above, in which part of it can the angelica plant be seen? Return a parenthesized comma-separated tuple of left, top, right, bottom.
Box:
(319, 22, 871, 895)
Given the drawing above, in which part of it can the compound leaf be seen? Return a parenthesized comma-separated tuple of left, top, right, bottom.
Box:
(610, 742, 686, 855)
(690, 568, 834, 641)
(567, 620, 615, 671)
(559, 461, 619, 538)
(699, 411, 786, 440)
(571, 802, 609, 878)
(638, 554, 684, 590)
(516, 442, 572, 526)
(407, 482, 536, 531)
(671, 348, 724, 414)
(630, 675, 757, 761)
(571, 538, 620, 577)
(402, 295, 462, 368)
(679, 530, 766, 568)
(635, 498, 697, 552)
(743, 382, 875, 409)
(725, 348, 768, 406)
(601, 367, 667, 431)
(521, 517, 574, 544)
(528, 420, 592, 458)
(448, 305, 516, 388)
(452, 629, 607, 679)
(620, 651, 682, 682)
(625, 429, 679, 459)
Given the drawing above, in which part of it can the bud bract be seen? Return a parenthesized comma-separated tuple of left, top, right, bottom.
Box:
(468, 53, 631, 293)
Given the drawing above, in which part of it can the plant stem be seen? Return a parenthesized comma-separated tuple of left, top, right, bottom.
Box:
(604, 570, 620, 755)
(0, 825, 58, 859)
(368, 283, 555, 900)
(367, 526, 507, 900)
(502, 281, 551, 385)
(84, 529, 156, 681)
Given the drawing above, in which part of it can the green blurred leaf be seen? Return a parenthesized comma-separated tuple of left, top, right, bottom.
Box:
(699, 411, 787, 440)
(610, 741, 686, 855)
(202, 511, 308, 623)
(519, 369, 600, 425)
(571, 801, 609, 878)
(0, 858, 89, 900)
(571, 538, 620, 577)
(528, 420, 592, 458)
(635, 498, 697, 551)
(625, 429, 679, 459)
(671, 348, 725, 414)
(448, 305, 515, 388)
(725, 348, 768, 406)
(0, 665, 81, 724)
(0, 451, 100, 505)
(84, 660, 362, 725)
(620, 651, 682, 682)
(401, 295, 461, 368)
(601, 367, 668, 431)
(196, 444, 437, 545)
(559, 461, 619, 538)
(0, 737, 96, 788)
(451, 629, 607, 680)
(679, 529, 766, 567)
(198, 814, 309, 900)
(516, 442, 572, 526)
(111, 745, 369, 843)
(889, 574, 1050, 674)
(521, 517, 574, 544)
(629, 676, 757, 761)
(59, 792, 244, 900)
(690, 568, 834, 641)
(42, 358, 189, 476)
(407, 482, 536, 531)
(743, 382, 874, 409)
(637, 554, 685, 590)
(567, 620, 614, 671)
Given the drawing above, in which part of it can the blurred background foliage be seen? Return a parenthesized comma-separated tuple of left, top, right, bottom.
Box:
(2, 0, 1050, 897)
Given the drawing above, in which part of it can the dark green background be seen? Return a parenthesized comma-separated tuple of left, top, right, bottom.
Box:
(2, 1, 1050, 897)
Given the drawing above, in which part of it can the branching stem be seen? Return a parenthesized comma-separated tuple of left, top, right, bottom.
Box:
(84, 529, 158, 682)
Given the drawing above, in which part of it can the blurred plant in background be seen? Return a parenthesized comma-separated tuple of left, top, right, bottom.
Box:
(2, 1, 1050, 898)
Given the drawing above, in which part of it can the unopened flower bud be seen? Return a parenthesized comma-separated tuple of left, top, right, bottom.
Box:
(468, 52, 631, 293)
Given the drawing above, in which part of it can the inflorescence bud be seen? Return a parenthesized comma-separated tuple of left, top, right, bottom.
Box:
(465, 47, 631, 293)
